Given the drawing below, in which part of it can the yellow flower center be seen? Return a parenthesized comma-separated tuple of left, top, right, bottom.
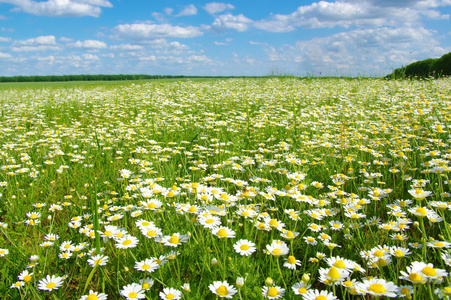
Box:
(23, 275, 31, 282)
(269, 219, 279, 227)
(94, 259, 102, 265)
(298, 287, 307, 294)
(240, 244, 249, 251)
(327, 267, 340, 280)
(344, 280, 353, 287)
(241, 211, 249, 216)
(315, 296, 327, 300)
(142, 264, 151, 270)
(268, 287, 279, 297)
(128, 291, 138, 298)
(87, 294, 99, 300)
(46, 282, 56, 289)
(216, 285, 228, 296)
(307, 238, 315, 243)
(415, 207, 427, 216)
(272, 248, 282, 256)
(104, 231, 113, 237)
(408, 273, 423, 283)
(142, 283, 150, 290)
(368, 283, 386, 294)
(122, 240, 132, 246)
(169, 235, 180, 244)
(373, 250, 384, 257)
(167, 191, 175, 197)
(401, 287, 410, 295)
(147, 230, 157, 237)
(287, 256, 296, 264)
(165, 294, 174, 299)
(217, 229, 228, 237)
(422, 267, 437, 277)
(333, 260, 346, 269)
(148, 203, 157, 209)
(434, 242, 445, 247)
(394, 250, 404, 257)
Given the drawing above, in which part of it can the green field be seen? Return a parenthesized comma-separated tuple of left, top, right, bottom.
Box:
(1, 77, 451, 299)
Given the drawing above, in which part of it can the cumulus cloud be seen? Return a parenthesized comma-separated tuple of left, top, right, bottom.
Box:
(111, 23, 203, 40)
(209, 14, 253, 32)
(265, 27, 449, 76)
(70, 39, 107, 49)
(203, 2, 235, 14)
(0, 51, 12, 58)
(15, 35, 57, 45)
(0, 36, 12, 42)
(176, 4, 197, 16)
(253, 0, 451, 32)
(0, 0, 112, 17)
(109, 44, 143, 51)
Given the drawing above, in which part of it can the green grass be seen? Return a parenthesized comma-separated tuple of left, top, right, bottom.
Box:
(0, 77, 451, 299)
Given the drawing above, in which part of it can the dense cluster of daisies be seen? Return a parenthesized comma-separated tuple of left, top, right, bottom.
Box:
(0, 78, 451, 299)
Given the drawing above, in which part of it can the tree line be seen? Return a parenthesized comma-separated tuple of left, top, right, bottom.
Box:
(0, 74, 245, 83)
(386, 52, 451, 79)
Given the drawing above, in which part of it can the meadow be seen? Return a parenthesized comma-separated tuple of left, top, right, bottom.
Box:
(0, 77, 450, 299)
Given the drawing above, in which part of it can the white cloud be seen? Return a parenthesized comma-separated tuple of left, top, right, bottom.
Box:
(209, 14, 253, 32)
(176, 4, 197, 17)
(214, 41, 227, 46)
(253, 0, 448, 32)
(0, 52, 12, 58)
(82, 53, 99, 60)
(12, 45, 61, 52)
(265, 27, 449, 76)
(203, 2, 235, 14)
(0, 0, 112, 17)
(110, 44, 143, 51)
(164, 7, 174, 15)
(14, 35, 57, 46)
(0, 36, 12, 42)
(70, 39, 107, 49)
(112, 23, 203, 40)
(59, 37, 74, 42)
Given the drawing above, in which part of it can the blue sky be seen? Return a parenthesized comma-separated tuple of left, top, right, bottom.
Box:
(0, 0, 450, 76)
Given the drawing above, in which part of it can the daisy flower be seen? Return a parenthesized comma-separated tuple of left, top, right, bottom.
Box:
(292, 281, 311, 295)
(355, 278, 399, 298)
(284, 255, 302, 270)
(79, 290, 108, 300)
(10, 281, 25, 289)
(410, 261, 448, 281)
(212, 226, 236, 239)
(161, 233, 190, 247)
(139, 277, 154, 291)
(398, 285, 414, 298)
(120, 283, 145, 300)
(427, 240, 451, 249)
(134, 258, 160, 273)
(302, 289, 338, 300)
(140, 226, 162, 239)
(18, 270, 33, 283)
(87, 254, 109, 267)
(159, 287, 182, 300)
(115, 235, 139, 249)
(233, 239, 256, 256)
(0, 248, 9, 257)
(262, 286, 285, 299)
(37, 275, 64, 291)
(209, 281, 238, 298)
(265, 240, 289, 257)
(198, 215, 221, 229)
(319, 267, 350, 285)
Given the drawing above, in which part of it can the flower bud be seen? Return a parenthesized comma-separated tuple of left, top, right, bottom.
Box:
(302, 273, 310, 284)
(181, 283, 190, 292)
(211, 258, 218, 267)
(236, 277, 245, 288)
(265, 277, 274, 287)
(413, 221, 419, 228)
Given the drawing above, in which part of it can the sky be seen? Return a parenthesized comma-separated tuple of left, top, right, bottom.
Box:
(0, 0, 450, 77)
